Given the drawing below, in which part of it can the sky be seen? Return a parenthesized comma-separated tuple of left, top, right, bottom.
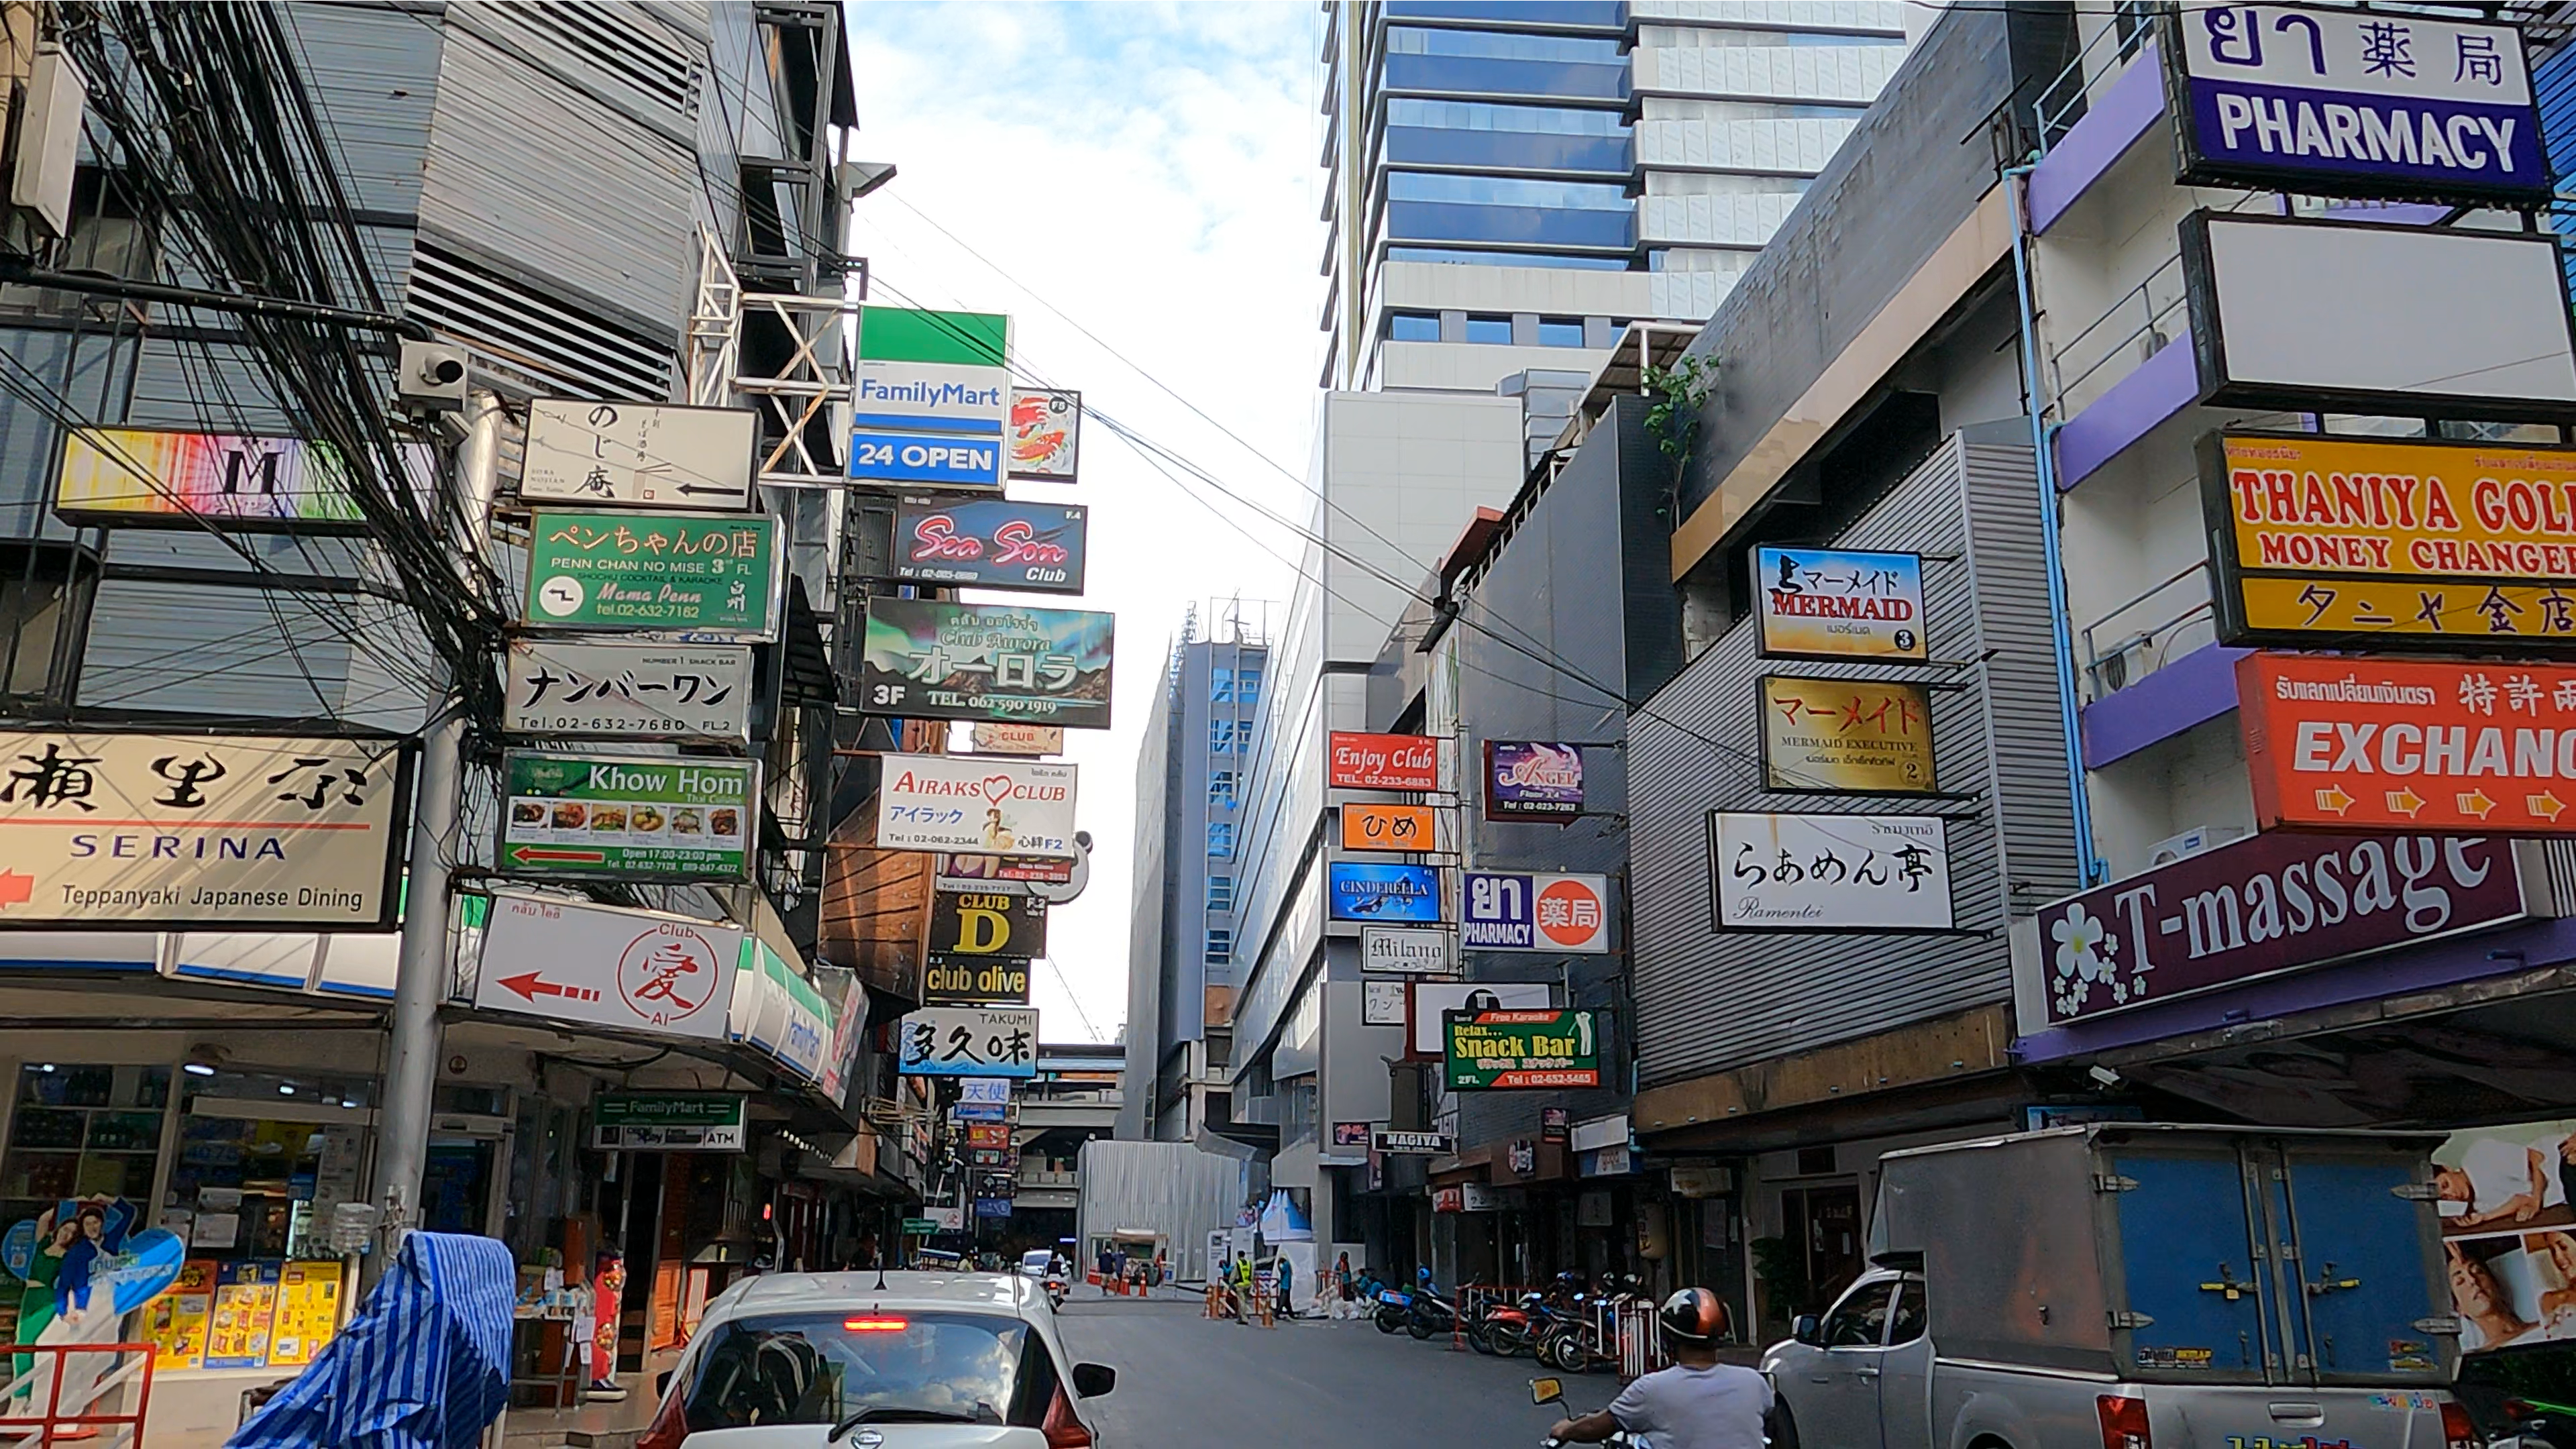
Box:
(843, 2, 1323, 1042)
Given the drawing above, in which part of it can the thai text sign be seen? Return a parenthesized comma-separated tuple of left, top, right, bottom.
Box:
(1010, 388, 1081, 480)
(1444, 1008, 1601, 1090)
(1460, 871, 1611, 953)
(1328, 862, 1442, 923)
(521, 401, 755, 511)
(2169, 5, 2545, 203)
(54, 429, 430, 533)
(0, 732, 409, 927)
(1485, 742, 1584, 819)
(1328, 731, 1438, 790)
(2239, 652, 2576, 832)
(590, 1095, 747, 1151)
(1709, 812, 1954, 930)
(1752, 545, 1927, 662)
(524, 509, 780, 638)
(2206, 431, 2576, 649)
(891, 496, 1087, 593)
(474, 892, 741, 1042)
(927, 890, 1046, 965)
(860, 599, 1115, 731)
(876, 755, 1079, 859)
(1760, 677, 1936, 794)
(500, 751, 755, 881)
(898, 1005, 1040, 1078)
(1360, 926, 1454, 975)
(1342, 802, 1436, 852)
(2031, 830, 2536, 1026)
(503, 640, 751, 743)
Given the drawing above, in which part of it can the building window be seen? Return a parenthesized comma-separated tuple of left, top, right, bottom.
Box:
(1206, 928, 1234, 965)
(1237, 669, 1262, 706)
(1464, 315, 1513, 345)
(1385, 171, 1630, 212)
(1209, 770, 1238, 808)
(1210, 719, 1236, 753)
(1536, 317, 1586, 347)
(1387, 246, 1629, 271)
(1211, 667, 1235, 702)
(1207, 875, 1234, 912)
(1207, 820, 1236, 857)
(0, 545, 93, 707)
(1385, 26, 1622, 63)
(1389, 312, 1440, 342)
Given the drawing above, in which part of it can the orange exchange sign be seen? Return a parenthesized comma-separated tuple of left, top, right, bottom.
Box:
(1342, 802, 1436, 853)
(2205, 431, 2576, 649)
(2239, 651, 2576, 832)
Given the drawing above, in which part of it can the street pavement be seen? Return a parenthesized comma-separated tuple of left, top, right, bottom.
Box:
(1055, 1287, 1578, 1448)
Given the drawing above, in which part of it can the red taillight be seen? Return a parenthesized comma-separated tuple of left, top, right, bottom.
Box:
(636, 1381, 690, 1449)
(1042, 1385, 1093, 1448)
(2096, 1395, 2151, 1449)
(843, 1316, 909, 1332)
(2441, 1400, 2477, 1449)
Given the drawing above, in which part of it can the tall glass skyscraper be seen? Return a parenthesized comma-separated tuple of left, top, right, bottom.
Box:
(1322, 0, 1910, 392)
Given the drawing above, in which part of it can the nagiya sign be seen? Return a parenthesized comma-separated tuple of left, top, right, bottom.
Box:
(1328, 731, 1439, 791)
(2240, 652, 2576, 830)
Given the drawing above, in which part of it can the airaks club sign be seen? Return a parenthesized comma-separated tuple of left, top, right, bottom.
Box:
(890, 496, 1088, 594)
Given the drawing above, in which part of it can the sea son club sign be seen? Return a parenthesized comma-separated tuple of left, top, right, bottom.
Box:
(2031, 830, 2553, 1027)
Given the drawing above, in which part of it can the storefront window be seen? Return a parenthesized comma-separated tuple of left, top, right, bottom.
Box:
(4, 1063, 168, 1210)
(174, 1067, 374, 1263)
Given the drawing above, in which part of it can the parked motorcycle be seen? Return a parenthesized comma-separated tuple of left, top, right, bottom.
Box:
(1373, 1285, 1411, 1335)
(1405, 1267, 1460, 1340)
(1537, 1275, 1645, 1373)
(1466, 1287, 1541, 1357)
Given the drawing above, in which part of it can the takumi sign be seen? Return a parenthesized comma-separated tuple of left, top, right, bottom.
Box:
(1444, 1008, 1601, 1091)
(1485, 742, 1584, 820)
(860, 599, 1116, 731)
(1760, 677, 1936, 795)
(523, 510, 780, 638)
(1341, 803, 1436, 852)
(1460, 871, 1611, 953)
(502, 640, 752, 743)
(1328, 732, 1439, 791)
(1752, 545, 1928, 662)
(519, 401, 755, 511)
(2165, 5, 2546, 203)
(501, 753, 755, 881)
(1708, 812, 1955, 930)
(897, 1005, 1039, 1078)
(890, 496, 1087, 594)
(473, 892, 742, 1042)
(2030, 831, 2545, 1026)
(2239, 652, 2576, 832)
(875, 755, 1079, 859)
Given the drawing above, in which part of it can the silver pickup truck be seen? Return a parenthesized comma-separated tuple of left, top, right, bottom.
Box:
(1760, 1124, 2477, 1449)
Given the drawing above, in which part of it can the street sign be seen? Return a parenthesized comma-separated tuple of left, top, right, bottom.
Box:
(1371, 1130, 1456, 1156)
(1328, 731, 1439, 790)
(1360, 926, 1455, 975)
(520, 400, 755, 511)
(502, 639, 753, 743)
(472, 891, 742, 1042)
(860, 599, 1116, 731)
(1460, 871, 1611, 953)
(890, 496, 1087, 594)
(1341, 803, 1436, 852)
(590, 1094, 746, 1150)
(1752, 545, 1928, 662)
(523, 509, 780, 638)
(501, 751, 755, 881)
(1760, 677, 1936, 795)
(903, 1216, 941, 1236)
(876, 755, 1079, 859)
(973, 1197, 1014, 1220)
(897, 1004, 1040, 1078)
(1444, 1008, 1601, 1090)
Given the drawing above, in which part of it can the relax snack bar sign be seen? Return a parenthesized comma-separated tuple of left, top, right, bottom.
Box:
(1444, 1008, 1601, 1091)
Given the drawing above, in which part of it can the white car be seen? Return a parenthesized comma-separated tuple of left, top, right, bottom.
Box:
(1017, 1249, 1055, 1280)
(636, 1270, 1116, 1447)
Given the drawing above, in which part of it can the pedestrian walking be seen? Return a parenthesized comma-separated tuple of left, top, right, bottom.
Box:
(1273, 1254, 1294, 1320)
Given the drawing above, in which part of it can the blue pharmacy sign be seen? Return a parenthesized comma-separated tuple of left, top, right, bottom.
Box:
(2167, 6, 2548, 204)
(1328, 862, 1442, 924)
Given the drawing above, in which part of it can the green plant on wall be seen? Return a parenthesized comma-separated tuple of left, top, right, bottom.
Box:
(1748, 1234, 1812, 1320)
(1643, 353, 1715, 481)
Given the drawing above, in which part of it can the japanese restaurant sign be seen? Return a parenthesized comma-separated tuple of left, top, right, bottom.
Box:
(520, 401, 755, 511)
(1485, 742, 1585, 819)
(1760, 677, 1937, 794)
(1444, 1008, 1601, 1091)
(523, 509, 780, 638)
(473, 892, 742, 1042)
(2239, 652, 2576, 832)
(2030, 830, 2543, 1026)
(890, 496, 1087, 593)
(0, 732, 411, 928)
(1709, 812, 1955, 930)
(897, 1004, 1040, 1078)
(2206, 431, 2576, 651)
(500, 751, 755, 881)
(860, 599, 1116, 731)
(54, 429, 432, 533)
(1341, 802, 1436, 852)
(1752, 545, 1928, 662)
(502, 639, 753, 743)
(1460, 871, 1611, 953)
(875, 755, 1079, 859)
(2165, 5, 2546, 203)
(1328, 731, 1439, 791)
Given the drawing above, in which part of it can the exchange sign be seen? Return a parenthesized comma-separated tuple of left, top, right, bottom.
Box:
(1009, 388, 1081, 480)
(1752, 545, 1928, 662)
(502, 640, 752, 743)
(1760, 677, 1937, 794)
(1460, 871, 1611, 953)
(1341, 802, 1436, 853)
(875, 755, 1079, 859)
(0, 732, 410, 928)
(1444, 1008, 1601, 1091)
(519, 401, 755, 511)
(1708, 812, 1954, 931)
(1485, 742, 1584, 820)
(1328, 862, 1442, 924)
(1328, 731, 1439, 791)
(897, 1005, 1040, 1079)
(860, 599, 1116, 731)
(500, 751, 755, 881)
(890, 496, 1087, 594)
(523, 509, 780, 638)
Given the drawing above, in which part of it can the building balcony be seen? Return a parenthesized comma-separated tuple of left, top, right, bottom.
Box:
(2027, 25, 2165, 236)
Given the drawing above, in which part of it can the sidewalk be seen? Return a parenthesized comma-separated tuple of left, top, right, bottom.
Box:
(493, 1352, 680, 1449)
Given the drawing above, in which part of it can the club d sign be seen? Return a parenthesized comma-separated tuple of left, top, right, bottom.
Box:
(928, 890, 1046, 967)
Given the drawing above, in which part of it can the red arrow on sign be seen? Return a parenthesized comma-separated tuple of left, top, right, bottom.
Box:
(494, 971, 602, 1004)
(0, 871, 32, 909)
(511, 845, 608, 865)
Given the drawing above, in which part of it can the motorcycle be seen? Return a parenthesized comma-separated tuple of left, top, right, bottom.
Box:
(1405, 1267, 1461, 1340)
(1530, 1375, 1632, 1447)
(1373, 1285, 1411, 1335)
(1537, 1275, 1645, 1374)
(1465, 1287, 1540, 1357)
(1042, 1271, 1067, 1310)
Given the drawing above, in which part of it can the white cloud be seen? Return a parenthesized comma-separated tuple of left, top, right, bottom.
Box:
(844, 1, 1322, 1042)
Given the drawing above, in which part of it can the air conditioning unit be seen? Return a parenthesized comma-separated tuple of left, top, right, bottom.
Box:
(2148, 824, 2239, 866)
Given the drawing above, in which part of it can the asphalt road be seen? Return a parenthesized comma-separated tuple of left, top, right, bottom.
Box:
(1055, 1287, 1579, 1448)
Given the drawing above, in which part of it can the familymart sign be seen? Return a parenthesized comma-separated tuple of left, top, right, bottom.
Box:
(590, 1093, 747, 1151)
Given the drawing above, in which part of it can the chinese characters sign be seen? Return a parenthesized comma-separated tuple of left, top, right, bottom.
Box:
(1328, 731, 1439, 791)
(897, 1005, 1040, 1078)
(500, 751, 755, 881)
(859, 599, 1116, 731)
(55, 429, 431, 533)
(2238, 652, 2576, 833)
(0, 732, 409, 928)
(520, 401, 755, 511)
(1485, 741, 1583, 820)
(1752, 545, 1928, 662)
(1009, 388, 1081, 480)
(1341, 802, 1436, 852)
(1708, 812, 1954, 930)
(876, 755, 1080, 859)
(890, 496, 1088, 593)
(474, 891, 741, 1042)
(1444, 1008, 1600, 1091)
(1460, 871, 1611, 953)
(503, 640, 751, 743)
(1760, 677, 1937, 794)
(523, 509, 780, 638)
(2205, 431, 2576, 651)
(1328, 861, 1442, 923)
(2168, 6, 2546, 203)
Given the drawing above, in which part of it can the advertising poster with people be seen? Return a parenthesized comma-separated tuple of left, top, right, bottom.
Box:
(2437, 1122, 2576, 1351)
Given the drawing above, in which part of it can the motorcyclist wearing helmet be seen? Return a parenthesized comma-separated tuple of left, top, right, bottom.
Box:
(1548, 1287, 1772, 1449)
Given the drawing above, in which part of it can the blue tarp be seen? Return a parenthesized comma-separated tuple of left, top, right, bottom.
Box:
(226, 1232, 515, 1449)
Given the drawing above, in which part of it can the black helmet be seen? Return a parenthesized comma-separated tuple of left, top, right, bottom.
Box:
(1658, 1287, 1730, 1346)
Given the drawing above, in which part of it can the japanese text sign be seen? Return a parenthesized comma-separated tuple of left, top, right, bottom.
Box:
(1361, 925, 1455, 975)
(500, 751, 755, 881)
(2205, 431, 2576, 651)
(1485, 742, 1584, 820)
(898, 1004, 1040, 1078)
(2167, 5, 2545, 203)
(1460, 871, 1611, 953)
(1409, 980, 1551, 1057)
(523, 509, 780, 638)
(876, 755, 1079, 859)
(2030, 830, 2536, 1026)
(1752, 545, 1928, 662)
(1760, 676, 1937, 794)
(2239, 651, 2576, 832)
(1709, 812, 1955, 930)
(927, 890, 1046, 965)
(890, 496, 1087, 594)
(959, 1077, 1011, 1105)
(0, 731, 409, 928)
(1328, 731, 1439, 791)
(520, 401, 755, 511)
(1341, 802, 1436, 853)
(1010, 388, 1081, 480)
(503, 640, 752, 743)
(474, 891, 743, 1042)
(1328, 861, 1442, 923)
(860, 599, 1115, 731)
(54, 429, 431, 533)
(1444, 1009, 1601, 1090)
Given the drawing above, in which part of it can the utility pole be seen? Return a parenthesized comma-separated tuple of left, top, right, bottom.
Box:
(370, 388, 504, 1272)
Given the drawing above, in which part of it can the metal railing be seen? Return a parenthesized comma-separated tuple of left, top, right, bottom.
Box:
(2033, 2, 2164, 154)
(2048, 249, 2186, 421)
(2080, 557, 2216, 702)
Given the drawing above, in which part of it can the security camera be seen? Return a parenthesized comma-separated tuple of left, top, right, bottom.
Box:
(2088, 1064, 2122, 1089)
(395, 339, 470, 413)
